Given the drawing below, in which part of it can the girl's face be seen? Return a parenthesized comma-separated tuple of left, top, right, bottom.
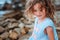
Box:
(33, 3, 46, 19)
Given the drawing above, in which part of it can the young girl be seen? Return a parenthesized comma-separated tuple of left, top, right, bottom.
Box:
(25, 0, 58, 40)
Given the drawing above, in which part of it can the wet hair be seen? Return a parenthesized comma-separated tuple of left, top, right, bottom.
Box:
(25, 0, 55, 21)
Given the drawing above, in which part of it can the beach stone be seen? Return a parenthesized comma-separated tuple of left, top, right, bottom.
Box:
(0, 21, 9, 28)
(0, 32, 9, 39)
(7, 22, 19, 29)
(0, 26, 5, 33)
(25, 24, 34, 28)
(20, 26, 30, 35)
(4, 18, 17, 23)
(13, 28, 21, 35)
(0, 38, 3, 40)
(18, 22, 25, 28)
(9, 30, 19, 40)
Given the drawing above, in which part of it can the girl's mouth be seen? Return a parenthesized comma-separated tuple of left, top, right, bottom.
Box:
(38, 15, 42, 17)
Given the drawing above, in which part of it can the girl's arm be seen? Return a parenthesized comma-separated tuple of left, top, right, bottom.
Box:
(46, 26, 55, 40)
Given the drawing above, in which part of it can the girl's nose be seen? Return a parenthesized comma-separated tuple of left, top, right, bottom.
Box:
(38, 11, 41, 14)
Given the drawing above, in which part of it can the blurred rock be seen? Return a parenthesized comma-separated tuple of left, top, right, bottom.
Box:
(20, 17, 33, 25)
(20, 26, 31, 35)
(57, 22, 60, 27)
(4, 18, 17, 23)
(3, 10, 23, 20)
(13, 28, 21, 35)
(0, 32, 9, 39)
(0, 6, 35, 40)
(7, 22, 19, 29)
(9, 30, 19, 40)
(25, 24, 34, 28)
(0, 38, 2, 40)
(0, 26, 5, 34)
(18, 22, 25, 28)
(0, 21, 9, 28)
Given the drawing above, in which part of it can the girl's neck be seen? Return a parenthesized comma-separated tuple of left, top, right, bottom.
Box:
(38, 17, 46, 21)
(37, 17, 47, 24)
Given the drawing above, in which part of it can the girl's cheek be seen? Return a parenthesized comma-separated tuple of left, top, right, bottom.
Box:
(42, 9, 46, 15)
(33, 12, 36, 15)
(42, 9, 45, 13)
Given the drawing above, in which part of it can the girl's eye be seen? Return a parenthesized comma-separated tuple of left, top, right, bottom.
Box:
(33, 9, 42, 12)
(33, 10, 37, 12)
(39, 9, 42, 11)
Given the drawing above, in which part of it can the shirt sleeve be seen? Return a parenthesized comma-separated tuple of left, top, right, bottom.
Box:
(43, 19, 55, 31)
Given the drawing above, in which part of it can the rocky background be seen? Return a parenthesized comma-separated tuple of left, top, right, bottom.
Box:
(0, 9, 35, 40)
(0, 0, 60, 40)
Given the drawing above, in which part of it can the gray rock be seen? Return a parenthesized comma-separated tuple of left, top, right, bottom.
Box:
(13, 28, 21, 35)
(0, 26, 5, 33)
(0, 21, 9, 28)
(9, 30, 19, 40)
(4, 18, 17, 23)
(25, 24, 34, 28)
(0, 38, 3, 40)
(0, 32, 9, 39)
(7, 22, 19, 29)
(18, 22, 25, 28)
(20, 26, 31, 35)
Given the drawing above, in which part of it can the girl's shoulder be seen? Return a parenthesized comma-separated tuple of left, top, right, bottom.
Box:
(44, 17, 54, 25)
(43, 17, 55, 29)
(42, 17, 55, 31)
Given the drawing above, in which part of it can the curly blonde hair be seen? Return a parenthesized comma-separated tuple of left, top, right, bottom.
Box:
(25, 0, 55, 21)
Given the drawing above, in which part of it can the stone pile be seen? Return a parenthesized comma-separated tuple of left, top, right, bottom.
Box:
(0, 11, 35, 40)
